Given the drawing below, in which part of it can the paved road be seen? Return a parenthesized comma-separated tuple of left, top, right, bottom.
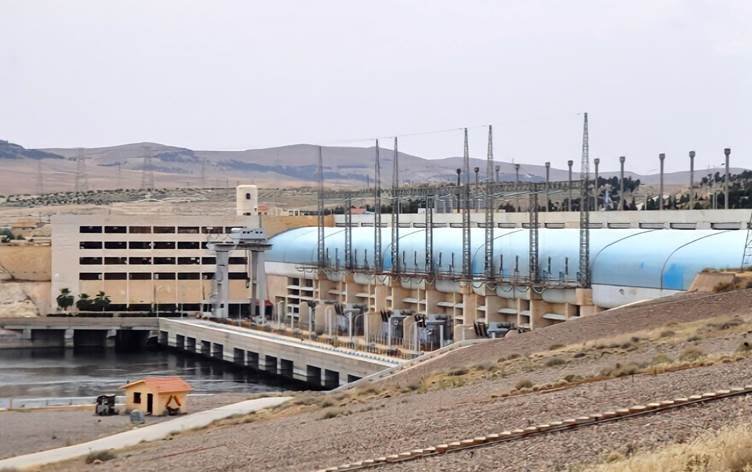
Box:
(0, 396, 291, 470)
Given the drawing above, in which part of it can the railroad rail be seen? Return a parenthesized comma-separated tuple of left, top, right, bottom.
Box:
(316, 384, 752, 471)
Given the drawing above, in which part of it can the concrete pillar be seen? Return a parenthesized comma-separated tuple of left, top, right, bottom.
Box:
(567, 160, 574, 211)
(689, 151, 695, 210)
(659, 153, 665, 210)
(724, 148, 731, 210)
(619, 156, 626, 211)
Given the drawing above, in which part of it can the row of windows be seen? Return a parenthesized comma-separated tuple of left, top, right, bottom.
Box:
(79, 272, 249, 280)
(80, 225, 234, 234)
(79, 256, 247, 265)
(80, 241, 209, 250)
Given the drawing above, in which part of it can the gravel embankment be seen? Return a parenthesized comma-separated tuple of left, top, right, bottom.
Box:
(45, 356, 752, 472)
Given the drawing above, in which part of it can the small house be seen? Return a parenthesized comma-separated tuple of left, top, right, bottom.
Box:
(121, 376, 192, 416)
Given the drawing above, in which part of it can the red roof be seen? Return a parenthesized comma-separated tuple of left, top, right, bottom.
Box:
(121, 376, 192, 393)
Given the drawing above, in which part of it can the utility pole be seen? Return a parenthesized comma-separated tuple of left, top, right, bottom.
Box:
(35, 159, 44, 195)
(75, 148, 88, 192)
(689, 151, 695, 210)
(391, 137, 400, 274)
(374, 140, 383, 272)
(578, 113, 591, 288)
(462, 128, 471, 278)
(141, 145, 154, 190)
(619, 156, 626, 211)
(514, 163, 520, 211)
(724, 148, 731, 210)
(567, 160, 574, 211)
(473, 166, 480, 212)
(658, 153, 665, 211)
(593, 158, 600, 211)
(455, 168, 461, 214)
(544, 162, 550, 212)
(484, 125, 495, 279)
(317, 146, 325, 268)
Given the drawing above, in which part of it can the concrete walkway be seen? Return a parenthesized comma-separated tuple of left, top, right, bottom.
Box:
(0, 396, 291, 470)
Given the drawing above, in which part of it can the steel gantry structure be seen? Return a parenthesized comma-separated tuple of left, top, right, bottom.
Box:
(313, 127, 590, 290)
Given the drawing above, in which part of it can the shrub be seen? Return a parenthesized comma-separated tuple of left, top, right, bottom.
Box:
(659, 330, 675, 338)
(687, 335, 702, 342)
(545, 357, 566, 367)
(548, 344, 564, 351)
(679, 347, 704, 362)
(737, 341, 752, 353)
(713, 281, 735, 293)
(573, 352, 586, 358)
(85, 450, 116, 464)
(651, 353, 673, 365)
(448, 367, 468, 377)
(320, 408, 341, 420)
(515, 379, 533, 390)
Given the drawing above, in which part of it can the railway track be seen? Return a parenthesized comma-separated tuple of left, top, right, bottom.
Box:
(316, 384, 752, 471)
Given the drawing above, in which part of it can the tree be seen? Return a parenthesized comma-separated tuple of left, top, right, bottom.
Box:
(56, 288, 74, 312)
(92, 291, 111, 312)
(75, 293, 94, 312)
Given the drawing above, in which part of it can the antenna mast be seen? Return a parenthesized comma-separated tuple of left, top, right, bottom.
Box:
(484, 125, 495, 279)
(462, 128, 472, 277)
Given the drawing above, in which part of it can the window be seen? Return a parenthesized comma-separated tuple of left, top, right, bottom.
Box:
(104, 241, 127, 249)
(80, 241, 102, 249)
(155, 272, 176, 280)
(154, 257, 176, 264)
(128, 241, 151, 250)
(104, 273, 127, 280)
(201, 257, 216, 265)
(104, 226, 127, 234)
(129, 273, 152, 280)
(153, 226, 175, 234)
(178, 272, 200, 280)
(129, 226, 151, 234)
(79, 272, 102, 280)
(245, 193, 251, 200)
(201, 226, 223, 234)
(153, 241, 175, 250)
(228, 272, 248, 280)
(128, 257, 152, 265)
(133, 392, 141, 404)
(104, 257, 127, 265)
(177, 241, 200, 250)
(79, 257, 102, 265)
(201, 241, 209, 249)
(79, 226, 102, 233)
(202, 273, 215, 280)
(228, 257, 247, 265)
(178, 257, 200, 265)
(177, 226, 199, 234)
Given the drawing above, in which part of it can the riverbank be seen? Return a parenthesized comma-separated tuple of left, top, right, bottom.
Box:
(0, 392, 256, 460)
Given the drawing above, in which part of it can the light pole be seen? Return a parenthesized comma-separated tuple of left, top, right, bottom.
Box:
(567, 160, 574, 211)
(658, 153, 665, 211)
(619, 156, 626, 211)
(544, 162, 550, 211)
(689, 151, 695, 210)
(724, 148, 731, 210)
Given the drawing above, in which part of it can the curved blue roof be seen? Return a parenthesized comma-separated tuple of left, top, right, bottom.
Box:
(267, 227, 746, 291)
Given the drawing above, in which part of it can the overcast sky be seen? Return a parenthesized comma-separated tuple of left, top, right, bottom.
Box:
(1, 0, 750, 173)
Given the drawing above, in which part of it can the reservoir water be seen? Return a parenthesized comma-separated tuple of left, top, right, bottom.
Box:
(0, 347, 297, 401)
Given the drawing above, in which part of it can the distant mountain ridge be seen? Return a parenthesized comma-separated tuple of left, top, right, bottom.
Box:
(0, 139, 744, 194)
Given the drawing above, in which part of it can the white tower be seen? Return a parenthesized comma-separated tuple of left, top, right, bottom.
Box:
(236, 185, 259, 216)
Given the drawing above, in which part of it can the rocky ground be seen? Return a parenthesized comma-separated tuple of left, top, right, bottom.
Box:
(0, 393, 251, 460)
(40, 290, 752, 472)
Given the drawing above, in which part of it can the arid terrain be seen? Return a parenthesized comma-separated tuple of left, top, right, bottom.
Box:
(36, 288, 752, 472)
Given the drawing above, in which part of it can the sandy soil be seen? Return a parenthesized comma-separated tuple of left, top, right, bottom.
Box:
(0, 393, 251, 460)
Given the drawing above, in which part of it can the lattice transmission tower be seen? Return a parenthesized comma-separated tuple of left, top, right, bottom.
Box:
(578, 113, 591, 287)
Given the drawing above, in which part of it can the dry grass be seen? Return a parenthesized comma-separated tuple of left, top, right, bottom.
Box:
(589, 423, 752, 471)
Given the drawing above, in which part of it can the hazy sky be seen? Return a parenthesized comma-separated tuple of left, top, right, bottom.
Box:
(1, 0, 750, 173)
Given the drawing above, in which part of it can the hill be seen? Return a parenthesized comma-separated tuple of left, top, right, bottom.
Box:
(0, 139, 741, 195)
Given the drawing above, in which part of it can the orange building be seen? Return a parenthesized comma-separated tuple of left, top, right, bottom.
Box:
(121, 376, 191, 416)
